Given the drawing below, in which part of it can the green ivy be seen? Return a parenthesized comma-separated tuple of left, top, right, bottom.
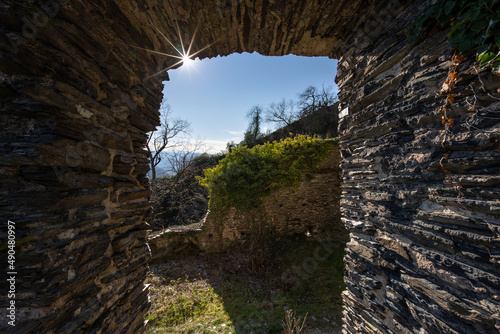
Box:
(408, 0, 500, 73)
(197, 135, 337, 219)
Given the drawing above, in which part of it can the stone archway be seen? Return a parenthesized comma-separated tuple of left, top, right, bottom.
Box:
(1, 0, 499, 333)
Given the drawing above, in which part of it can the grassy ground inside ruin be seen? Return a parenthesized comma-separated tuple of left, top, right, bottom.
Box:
(145, 239, 345, 333)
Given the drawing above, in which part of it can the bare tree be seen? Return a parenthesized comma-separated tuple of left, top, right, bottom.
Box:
(163, 138, 204, 176)
(265, 98, 297, 127)
(297, 86, 318, 117)
(319, 84, 337, 106)
(297, 84, 337, 117)
(146, 104, 191, 180)
(264, 85, 337, 130)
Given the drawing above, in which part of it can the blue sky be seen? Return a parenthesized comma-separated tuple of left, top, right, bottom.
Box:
(161, 52, 338, 153)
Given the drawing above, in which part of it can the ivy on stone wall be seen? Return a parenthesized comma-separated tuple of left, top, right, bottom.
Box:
(408, 0, 500, 73)
(197, 135, 336, 219)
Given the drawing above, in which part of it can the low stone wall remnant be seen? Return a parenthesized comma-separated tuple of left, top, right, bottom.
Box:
(149, 149, 346, 257)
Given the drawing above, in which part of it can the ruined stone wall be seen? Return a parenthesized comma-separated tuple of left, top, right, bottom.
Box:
(335, 2, 500, 333)
(0, 1, 370, 331)
(196, 149, 346, 252)
(148, 148, 345, 257)
(0, 2, 165, 332)
(1, 0, 499, 333)
(148, 228, 202, 262)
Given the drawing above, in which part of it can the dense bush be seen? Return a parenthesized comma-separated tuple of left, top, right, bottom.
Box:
(197, 135, 337, 218)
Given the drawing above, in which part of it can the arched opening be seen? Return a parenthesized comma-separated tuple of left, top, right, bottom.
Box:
(1, 0, 499, 333)
(145, 53, 346, 332)
(1, 0, 356, 329)
(148, 53, 339, 227)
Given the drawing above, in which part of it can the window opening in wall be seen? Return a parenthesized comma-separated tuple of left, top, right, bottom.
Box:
(146, 53, 348, 333)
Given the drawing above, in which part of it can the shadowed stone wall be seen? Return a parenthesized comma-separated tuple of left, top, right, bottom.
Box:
(336, 4, 500, 333)
(0, 1, 382, 331)
(1, 0, 499, 333)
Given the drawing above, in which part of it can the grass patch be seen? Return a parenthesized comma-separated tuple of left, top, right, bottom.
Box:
(146, 239, 345, 334)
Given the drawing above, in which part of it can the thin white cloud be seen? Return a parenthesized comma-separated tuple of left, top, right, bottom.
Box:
(226, 130, 245, 136)
(147, 137, 243, 155)
(201, 136, 244, 153)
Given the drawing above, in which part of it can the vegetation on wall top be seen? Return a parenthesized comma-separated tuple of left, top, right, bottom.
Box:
(197, 135, 337, 218)
(408, 0, 500, 73)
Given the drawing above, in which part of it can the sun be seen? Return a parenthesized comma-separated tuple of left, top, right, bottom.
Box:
(182, 55, 194, 67)
(127, 19, 217, 79)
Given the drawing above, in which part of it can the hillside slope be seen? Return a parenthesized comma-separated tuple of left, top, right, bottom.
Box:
(150, 105, 339, 231)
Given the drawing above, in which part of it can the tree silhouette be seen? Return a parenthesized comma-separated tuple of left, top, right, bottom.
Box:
(146, 104, 191, 180)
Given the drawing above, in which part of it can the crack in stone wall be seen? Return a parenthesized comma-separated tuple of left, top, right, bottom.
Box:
(1, 0, 499, 333)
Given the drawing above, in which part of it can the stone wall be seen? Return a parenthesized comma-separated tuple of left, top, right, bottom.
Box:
(149, 148, 346, 257)
(0, 1, 360, 331)
(1, 0, 499, 333)
(0, 1, 168, 332)
(335, 3, 500, 333)
(148, 228, 202, 262)
(197, 148, 346, 252)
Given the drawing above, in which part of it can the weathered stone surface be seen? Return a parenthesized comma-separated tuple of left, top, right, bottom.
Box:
(1, 0, 499, 333)
(337, 2, 500, 332)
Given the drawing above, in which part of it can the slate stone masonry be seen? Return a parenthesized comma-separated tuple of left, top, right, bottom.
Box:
(1, 0, 499, 333)
(336, 7, 500, 334)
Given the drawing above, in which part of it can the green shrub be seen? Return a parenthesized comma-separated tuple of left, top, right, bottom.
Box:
(197, 135, 337, 219)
